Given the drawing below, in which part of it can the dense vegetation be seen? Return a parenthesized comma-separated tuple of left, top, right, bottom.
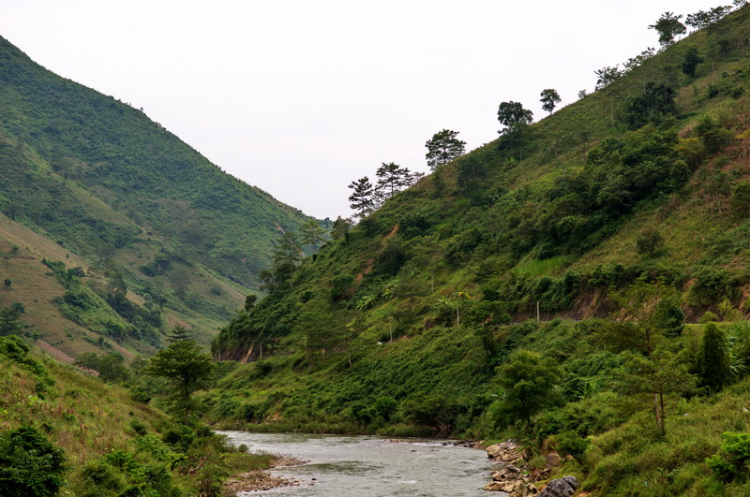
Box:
(0, 34, 314, 350)
(204, 4, 750, 494)
(0, 334, 272, 496)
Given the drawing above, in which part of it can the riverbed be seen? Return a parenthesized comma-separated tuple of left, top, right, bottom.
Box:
(219, 431, 498, 497)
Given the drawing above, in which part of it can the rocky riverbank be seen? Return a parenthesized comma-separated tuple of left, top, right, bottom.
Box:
(483, 441, 577, 497)
(224, 455, 306, 495)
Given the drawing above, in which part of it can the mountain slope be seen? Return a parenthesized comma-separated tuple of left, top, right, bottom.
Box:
(205, 5, 750, 495)
(0, 35, 313, 351)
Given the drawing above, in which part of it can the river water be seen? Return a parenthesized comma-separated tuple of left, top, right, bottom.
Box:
(219, 431, 499, 497)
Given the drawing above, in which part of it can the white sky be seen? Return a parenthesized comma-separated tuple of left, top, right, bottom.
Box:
(0, 0, 726, 219)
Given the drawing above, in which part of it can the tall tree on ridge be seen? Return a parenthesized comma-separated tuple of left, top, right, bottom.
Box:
(540, 89, 561, 114)
(425, 129, 466, 171)
(348, 176, 376, 219)
(649, 12, 686, 48)
(376, 162, 411, 201)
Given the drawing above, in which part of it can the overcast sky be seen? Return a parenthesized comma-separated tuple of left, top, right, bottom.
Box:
(0, 0, 727, 219)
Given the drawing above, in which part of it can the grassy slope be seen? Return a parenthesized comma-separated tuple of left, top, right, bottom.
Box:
(0, 35, 313, 351)
(204, 5, 750, 495)
(0, 339, 271, 496)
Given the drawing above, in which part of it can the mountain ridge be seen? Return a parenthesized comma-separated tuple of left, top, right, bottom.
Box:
(0, 34, 314, 353)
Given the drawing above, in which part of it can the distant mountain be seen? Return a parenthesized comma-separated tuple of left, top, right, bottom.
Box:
(0, 35, 313, 356)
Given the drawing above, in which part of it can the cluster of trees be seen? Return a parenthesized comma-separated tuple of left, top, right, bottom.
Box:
(348, 162, 424, 219)
(649, 3, 744, 48)
(589, 2, 744, 95)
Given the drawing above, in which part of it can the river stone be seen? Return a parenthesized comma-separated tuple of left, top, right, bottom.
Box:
(484, 479, 524, 493)
(537, 476, 577, 497)
(486, 441, 523, 461)
(491, 465, 522, 481)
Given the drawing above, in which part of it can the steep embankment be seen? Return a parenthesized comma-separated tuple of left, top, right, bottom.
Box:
(0, 35, 314, 351)
(205, 5, 750, 495)
(0, 335, 274, 496)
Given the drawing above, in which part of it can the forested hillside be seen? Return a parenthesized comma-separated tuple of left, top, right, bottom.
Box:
(206, 5, 750, 495)
(0, 334, 275, 496)
(0, 35, 314, 354)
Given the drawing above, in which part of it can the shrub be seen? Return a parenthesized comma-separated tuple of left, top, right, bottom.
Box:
(0, 427, 66, 497)
(635, 229, 665, 257)
(706, 432, 750, 482)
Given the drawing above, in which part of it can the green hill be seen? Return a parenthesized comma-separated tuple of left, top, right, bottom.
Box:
(206, 5, 750, 495)
(0, 35, 313, 354)
(0, 335, 273, 496)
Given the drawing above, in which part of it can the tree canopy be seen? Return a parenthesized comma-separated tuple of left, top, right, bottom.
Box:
(649, 12, 686, 47)
(375, 162, 411, 200)
(497, 101, 533, 135)
(348, 177, 376, 219)
(425, 129, 466, 171)
(540, 89, 561, 114)
(145, 337, 214, 423)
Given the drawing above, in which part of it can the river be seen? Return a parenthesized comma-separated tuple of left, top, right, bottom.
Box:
(219, 431, 499, 497)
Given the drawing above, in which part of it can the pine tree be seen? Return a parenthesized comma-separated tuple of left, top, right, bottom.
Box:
(425, 129, 466, 171)
(375, 162, 411, 200)
(348, 177, 376, 219)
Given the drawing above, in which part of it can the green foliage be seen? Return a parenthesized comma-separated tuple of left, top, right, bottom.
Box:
(695, 323, 733, 392)
(456, 156, 489, 201)
(0, 335, 48, 378)
(635, 229, 665, 257)
(696, 116, 734, 155)
(497, 101, 533, 135)
(624, 83, 677, 130)
(682, 47, 704, 77)
(0, 305, 24, 337)
(425, 129, 466, 171)
(0, 426, 66, 497)
(494, 350, 562, 426)
(348, 177, 376, 219)
(145, 337, 214, 423)
(686, 6, 732, 30)
(0, 34, 311, 337)
(74, 352, 131, 383)
(649, 12, 686, 47)
(706, 432, 750, 482)
(540, 89, 561, 114)
(731, 182, 750, 218)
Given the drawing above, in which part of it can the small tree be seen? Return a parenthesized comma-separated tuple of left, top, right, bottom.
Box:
(686, 7, 732, 30)
(375, 162, 411, 200)
(695, 322, 733, 393)
(145, 337, 214, 424)
(425, 129, 466, 171)
(681, 48, 703, 77)
(261, 232, 303, 292)
(540, 89, 561, 114)
(3, 279, 10, 290)
(649, 12, 686, 48)
(495, 350, 562, 429)
(497, 101, 533, 135)
(615, 347, 695, 437)
(330, 216, 352, 240)
(0, 305, 24, 337)
(300, 219, 326, 251)
(348, 176, 376, 219)
(594, 66, 622, 91)
(636, 229, 665, 257)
